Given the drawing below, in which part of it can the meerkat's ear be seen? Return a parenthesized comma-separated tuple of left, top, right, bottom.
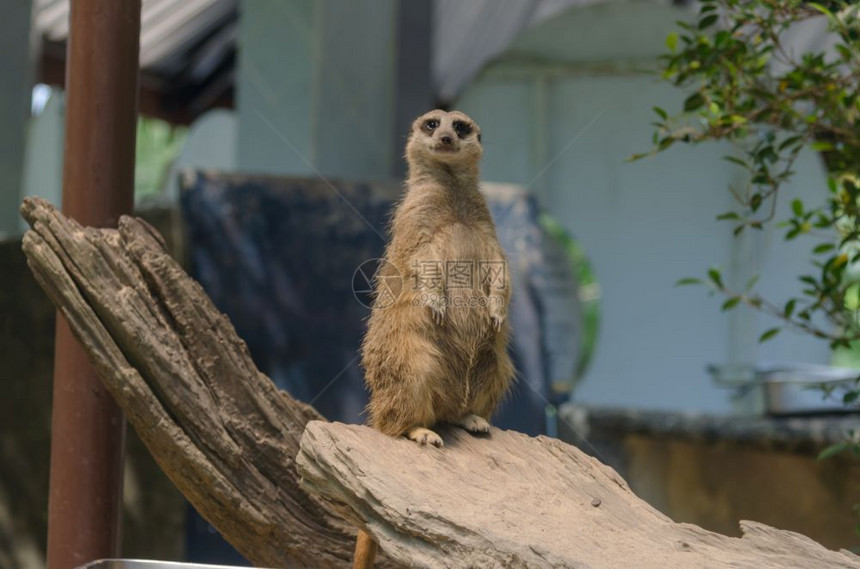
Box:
(478, 133, 482, 143)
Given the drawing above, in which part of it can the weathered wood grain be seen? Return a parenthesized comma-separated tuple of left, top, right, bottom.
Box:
(19, 197, 371, 568)
(297, 421, 860, 569)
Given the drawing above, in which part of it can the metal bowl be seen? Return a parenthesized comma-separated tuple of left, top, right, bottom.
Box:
(708, 363, 860, 416)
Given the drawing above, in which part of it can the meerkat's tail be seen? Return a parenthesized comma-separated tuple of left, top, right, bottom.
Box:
(353, 529, 378, 568)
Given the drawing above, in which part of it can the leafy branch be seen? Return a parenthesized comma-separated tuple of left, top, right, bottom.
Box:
(638, 1, 860, 465)
(634, 0, 860, 351)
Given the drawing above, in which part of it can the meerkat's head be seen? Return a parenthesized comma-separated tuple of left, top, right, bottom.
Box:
(406, 110, 482, 170)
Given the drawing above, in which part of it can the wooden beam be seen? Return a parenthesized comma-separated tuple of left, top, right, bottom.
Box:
(38, 42, 234, 126)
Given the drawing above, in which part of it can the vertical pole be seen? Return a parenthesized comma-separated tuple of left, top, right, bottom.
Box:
(46, 2, 141, 568)
(392, 0, 433, 178)
(0, 0, 33, 236)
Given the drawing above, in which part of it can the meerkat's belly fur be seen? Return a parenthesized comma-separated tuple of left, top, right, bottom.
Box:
(362, 220, 513, 438)
(360, 109, 514, 447)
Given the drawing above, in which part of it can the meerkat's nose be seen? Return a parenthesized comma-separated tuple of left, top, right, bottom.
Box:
(440, 134, 453, 145)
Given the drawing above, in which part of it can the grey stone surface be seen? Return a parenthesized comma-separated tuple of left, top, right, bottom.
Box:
(560, 404, 860, 454)
(559, 404, 860, 552)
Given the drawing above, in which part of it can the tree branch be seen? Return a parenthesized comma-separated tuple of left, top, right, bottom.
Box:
(18, 197, 385, 568)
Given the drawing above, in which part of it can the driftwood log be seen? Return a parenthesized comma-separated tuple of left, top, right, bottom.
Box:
(298, 422, 860, 568)
(18, 197, 377, 567)
(20, 197, 860, 568)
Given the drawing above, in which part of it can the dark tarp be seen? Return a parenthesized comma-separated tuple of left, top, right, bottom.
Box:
(180, 171, 580, 436)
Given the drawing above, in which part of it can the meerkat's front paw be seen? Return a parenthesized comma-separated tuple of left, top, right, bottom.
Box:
(491, 314, 505, 331)
(407, 427, 444, 447)
(454, 414, 490, 434)
(487, 295, 506, 331)
(490, 307, 505, 331)
(427, 295, 446, 325)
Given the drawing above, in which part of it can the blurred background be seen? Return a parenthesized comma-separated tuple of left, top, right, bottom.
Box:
(1, 0, 857, 567)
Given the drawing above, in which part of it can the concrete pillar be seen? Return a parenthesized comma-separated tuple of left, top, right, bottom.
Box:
(392, 0, 434, 177)
(0, 0, 34, 237)
(237, 0, 401, 180)
(21, 93, 65, 233)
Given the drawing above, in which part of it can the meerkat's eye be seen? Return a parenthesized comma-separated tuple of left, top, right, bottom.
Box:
(453, 121, 472, 138)
(424, 119, 439, 132)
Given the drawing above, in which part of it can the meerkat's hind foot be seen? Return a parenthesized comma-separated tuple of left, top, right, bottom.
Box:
(454, 414, 490, 434)
(407, 427, 443, 447)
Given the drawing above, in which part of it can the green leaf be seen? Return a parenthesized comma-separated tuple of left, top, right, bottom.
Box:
(722, 297, 741, 311)
(716, 212, 740, 221)
(844, 391, 859, 405)
(784, 299, 796, 318)
(836, 44, 854, 62)
(818, 442, 851, 460)
(759, 328, 780, 343)
(626, 152, 652, 162)
(750, 193, 762, 212)
(808, 3, 833, 19)
(698, 14, 718, 29)
(813, 243, 835, 254)
(778, 136, 803, 151)
(676, 277, 703, 286)
(845, 283, 860, 311)
(684, 93, 706, 112)
(665, 32, 678, 52)
(708, 268, 724, 289)
(723, 156, 748, 168)
(745, 275, 760, 291)
(653, 106, 668, 121)
(811, 141, 834, 152)
(791, 199, 803, 216)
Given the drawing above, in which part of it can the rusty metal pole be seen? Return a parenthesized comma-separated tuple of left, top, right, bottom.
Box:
(46, 2, 141, 568)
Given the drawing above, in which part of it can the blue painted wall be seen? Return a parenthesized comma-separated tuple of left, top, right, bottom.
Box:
(457, 1, 831, 413)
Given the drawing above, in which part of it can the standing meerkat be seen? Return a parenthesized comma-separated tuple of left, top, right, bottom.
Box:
(363, 109, 514, 445)
(354, 110, 515, 567)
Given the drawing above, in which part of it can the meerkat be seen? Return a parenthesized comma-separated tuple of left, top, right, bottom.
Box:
(354, 110, 514, 568)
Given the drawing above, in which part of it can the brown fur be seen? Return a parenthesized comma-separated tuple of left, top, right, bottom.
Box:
(362, 109, 514, 442)
(353, 109, 514, 567)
